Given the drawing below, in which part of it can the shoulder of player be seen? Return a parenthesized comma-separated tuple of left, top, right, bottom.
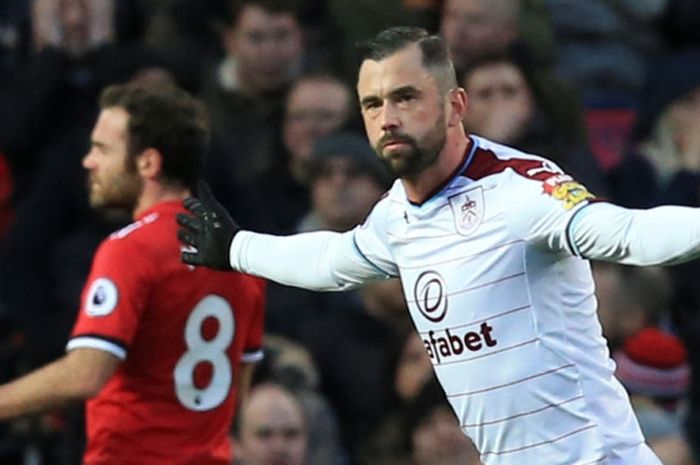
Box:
(466, 137, 597, 211)
(358, 180, 402, 226)
(108, 212, 161, 241)
(94, 212, 166, 260)
(465, 136, 563, 185)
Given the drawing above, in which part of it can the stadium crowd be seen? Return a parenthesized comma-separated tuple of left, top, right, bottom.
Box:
(0, 0, 699, 464)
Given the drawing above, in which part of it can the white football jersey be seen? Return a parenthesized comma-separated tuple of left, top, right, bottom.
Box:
(353, 136, 651, 465)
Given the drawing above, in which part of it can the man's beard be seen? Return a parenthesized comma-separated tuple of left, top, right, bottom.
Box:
(87, 168, 143, 213)
(374, 116, 447, 178)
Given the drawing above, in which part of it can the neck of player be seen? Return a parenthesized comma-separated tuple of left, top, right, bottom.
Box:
(402, 126, 471, 204)
(133, 181, 190, 219)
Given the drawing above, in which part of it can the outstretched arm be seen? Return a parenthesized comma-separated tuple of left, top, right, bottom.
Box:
(569, 202, 700, 265)
(0, 348, 119, 420)
(177, 182, 389, 290)
(229, 229, 386, 290)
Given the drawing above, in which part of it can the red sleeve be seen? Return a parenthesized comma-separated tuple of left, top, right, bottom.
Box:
(67, 236, 151, 359)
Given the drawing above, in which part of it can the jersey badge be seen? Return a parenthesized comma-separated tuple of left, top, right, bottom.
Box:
(542, 175, 594, 210)
(85, 278, 119, 317)
(448, 186, 484, 236)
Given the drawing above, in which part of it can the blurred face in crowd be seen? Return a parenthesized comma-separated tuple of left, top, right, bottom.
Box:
(83, 107, 143, 211)
(224, 4, 303, 95)
(461, 60, 534, 143)
(358, 44, 450, 178)
(312, 157, 384, 231)
(59, 0, 90, 52)
(284, 78, 352, 166)
(412, 405, 481, 465)
(238, 384, 308, 465)
(440, 0, 518, 72)
(33, 0, 114, 56)
(667, 86, 700, 161)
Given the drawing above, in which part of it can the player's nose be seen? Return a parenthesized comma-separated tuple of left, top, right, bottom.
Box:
(380, 102, 401, 131)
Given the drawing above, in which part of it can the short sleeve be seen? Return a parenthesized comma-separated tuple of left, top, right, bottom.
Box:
(67, 237, 151, 359)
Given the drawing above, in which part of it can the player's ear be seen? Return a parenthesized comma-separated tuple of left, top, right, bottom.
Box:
(136, 148, 163, 179)
(447, 87, 468, 127)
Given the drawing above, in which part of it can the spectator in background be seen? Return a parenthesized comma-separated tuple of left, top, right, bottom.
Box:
(440, 0, 520, 75)
(31, 0, 114, 57)
(202, 0, 304, 194)
(297, 131, 391, 232)
(249, 335, 346, 465)
(0, 0, 163, 193)
(143, 0, 229, 90)
(614, 328, 692, 465)
(359, 331, 435, 465)
(234, 382, 309, 465)
(405, 379, 483, 465)
(608, 49, 700, 209)
(264, 131, 391, 339)
(439, 0, 556, 76)
(251, 73, 356, 234)
(460, 52, 606, 193)
(297, 278, 411, 462)
(592, 264, 673, 351)
(606, 48, 700, 463)
(282, 75, 355, 186)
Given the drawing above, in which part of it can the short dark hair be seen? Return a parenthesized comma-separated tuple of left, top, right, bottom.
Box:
(99, 82, 209, 190)
(358, 27, 457, 92)
(223, 0, 300, 27)
(459, 50, 538, 99)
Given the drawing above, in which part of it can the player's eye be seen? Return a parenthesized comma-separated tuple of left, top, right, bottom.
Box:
(362, 100, 382, 112)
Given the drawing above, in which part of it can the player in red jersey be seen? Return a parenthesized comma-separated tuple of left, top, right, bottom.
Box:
(0, 82, 266, 465)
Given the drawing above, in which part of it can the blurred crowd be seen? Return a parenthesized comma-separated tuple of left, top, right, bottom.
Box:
(0, 0, 699, 464)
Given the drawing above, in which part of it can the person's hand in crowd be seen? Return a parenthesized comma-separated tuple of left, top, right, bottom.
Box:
(177, 182, 240, 271)
(31, 0, 114, 57)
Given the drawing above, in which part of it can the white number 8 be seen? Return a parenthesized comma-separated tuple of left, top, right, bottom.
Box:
(174, 295, 235, 411)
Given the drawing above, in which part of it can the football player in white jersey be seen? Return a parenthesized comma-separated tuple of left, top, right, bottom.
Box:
(177, 27, 700, 465)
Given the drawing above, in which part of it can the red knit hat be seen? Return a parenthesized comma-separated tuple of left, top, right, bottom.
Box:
(614, 327, 689, 398)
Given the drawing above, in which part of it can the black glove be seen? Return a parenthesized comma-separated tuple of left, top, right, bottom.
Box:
(176, 181, 239, 270)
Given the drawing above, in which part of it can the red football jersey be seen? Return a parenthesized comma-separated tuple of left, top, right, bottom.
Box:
(68, 201, 265, 465)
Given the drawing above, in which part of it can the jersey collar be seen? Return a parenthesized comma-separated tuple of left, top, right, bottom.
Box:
(407, 136, 478, 207)
(135, 200, 185, 221)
